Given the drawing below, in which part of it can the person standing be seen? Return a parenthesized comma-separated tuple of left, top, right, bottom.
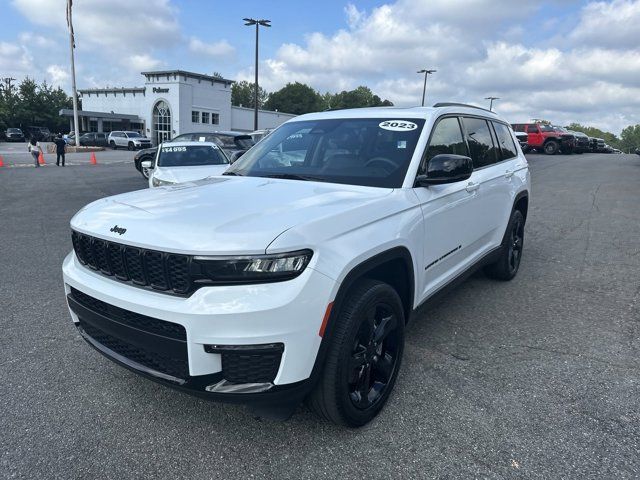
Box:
(54, 134, 66, 166)
(28, 138, 42, 168)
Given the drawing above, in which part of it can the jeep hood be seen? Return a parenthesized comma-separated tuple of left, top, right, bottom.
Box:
(152, 165, 229, 185)
(70, 176, 392, 255)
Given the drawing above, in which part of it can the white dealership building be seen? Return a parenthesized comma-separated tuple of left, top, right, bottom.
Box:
(60, 70, 295, 145)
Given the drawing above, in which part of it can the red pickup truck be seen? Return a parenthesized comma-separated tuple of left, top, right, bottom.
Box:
(511, 123, 576, 155)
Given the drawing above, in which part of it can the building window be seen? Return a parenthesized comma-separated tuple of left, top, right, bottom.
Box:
(201, 112, 210, 124)
(212, 113, 220, 125)
(192, 110, 200, 123)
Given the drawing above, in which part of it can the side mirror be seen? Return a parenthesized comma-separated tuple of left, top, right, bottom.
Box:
(141, 160, 153, 169)
(416, 154, 473, 186)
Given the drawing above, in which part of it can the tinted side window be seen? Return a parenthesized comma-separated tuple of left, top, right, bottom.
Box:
(462, 117, 498, 168)
(493, 123, 518, 160)
(526, 125, 538, 133)
(172, 133, 196, 142)
(215, 135, 236, 148)
(419, 117, 468, 173)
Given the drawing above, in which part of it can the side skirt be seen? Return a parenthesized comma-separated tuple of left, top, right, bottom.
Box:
(411, 246, 502, 319)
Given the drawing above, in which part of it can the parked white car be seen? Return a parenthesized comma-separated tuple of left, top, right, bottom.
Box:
(63, 103, 530, 426)
(143, 142, 229, 188)
(108, 131, 152, 150)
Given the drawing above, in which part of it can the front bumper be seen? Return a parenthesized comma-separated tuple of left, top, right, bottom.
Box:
(62, 251, 336, 401)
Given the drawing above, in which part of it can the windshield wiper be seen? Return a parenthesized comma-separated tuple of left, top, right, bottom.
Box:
(262, 173, 324, 182)
(222, 171, 243, 176)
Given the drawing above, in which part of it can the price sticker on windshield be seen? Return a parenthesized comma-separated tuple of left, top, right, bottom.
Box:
(379, 120, 418, 132)
(161, 146, 187, 152)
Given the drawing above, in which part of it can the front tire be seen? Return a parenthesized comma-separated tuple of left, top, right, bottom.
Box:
(110, 141, 117, 150)
(307, 279, 405, 427)
(544, 140, 559, 155)
(140, 160, 152, 179)
(484, 209, 525, 281)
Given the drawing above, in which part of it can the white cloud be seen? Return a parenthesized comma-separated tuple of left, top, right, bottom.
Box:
(11, 0, 180, 84)
(46, 64, 70, 87)
(569, 0, 640, 49)
(247, 0, 640, 134)
(188, 37, 235, 58)
(0, 41, 32, 79)
(130, 54, 164, 72)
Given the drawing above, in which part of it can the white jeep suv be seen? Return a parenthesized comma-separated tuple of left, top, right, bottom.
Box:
(62, 104, 530, 426)
(108, 131, 152, 150)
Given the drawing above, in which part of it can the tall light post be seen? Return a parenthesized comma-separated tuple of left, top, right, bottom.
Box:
(243, 18, 271, 131)
(485, 96, 500, 111)
(417, 69, 436, 106)
(67, 0, 80, 145)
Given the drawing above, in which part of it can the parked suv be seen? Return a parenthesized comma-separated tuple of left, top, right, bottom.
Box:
(4, 128, 25, 142)
(108, 131, 152, 150)
(62, 104, 530, 426)
(24, 126, 52, 142)
(511, 122, 575, 155)
(567, 130, 590, 153)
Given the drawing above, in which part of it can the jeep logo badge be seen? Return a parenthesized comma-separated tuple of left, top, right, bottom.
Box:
(110, 225, 127, 235)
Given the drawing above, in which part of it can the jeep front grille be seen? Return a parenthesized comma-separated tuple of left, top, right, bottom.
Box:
(71, 231, 193, 295)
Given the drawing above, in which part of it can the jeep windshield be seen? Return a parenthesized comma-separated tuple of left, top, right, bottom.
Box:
(225, 118, 426, 188)
(539, 125, 555, 132)
(157, 145, 229, 167)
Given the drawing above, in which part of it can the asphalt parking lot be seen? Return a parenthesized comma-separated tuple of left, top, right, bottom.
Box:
(1, 152, 639, 479)
(0, 141, 135, 167)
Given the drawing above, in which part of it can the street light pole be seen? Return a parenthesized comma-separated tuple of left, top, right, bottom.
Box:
(67, 0, 80, 145)
(417, 69, 436, 106)
(485, 96, 500, 111)
(243, 18, 271, 131)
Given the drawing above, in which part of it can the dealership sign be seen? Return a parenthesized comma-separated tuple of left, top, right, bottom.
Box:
(153, 87, 169, 93)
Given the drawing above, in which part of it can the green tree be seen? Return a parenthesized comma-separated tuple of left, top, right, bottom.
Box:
(326, 86, 394, 110)
(231, 80, 268, 109)
(329, 86, 393, 109)
(0, 77, 73, 133)
(264, 82, 324, 115)
(619, 124, 640, 152)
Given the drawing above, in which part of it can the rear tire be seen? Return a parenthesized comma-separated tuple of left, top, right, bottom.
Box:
(544, 140, 559, 155)
(307, 279, 405, 427)
(110, 141, 117, 150)
(484, 209, 525, 281)
(127, 142, 134, 151)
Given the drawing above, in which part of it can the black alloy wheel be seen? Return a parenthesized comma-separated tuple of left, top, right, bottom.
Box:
(307, 279, 405, 427)
(484, 209, 526, 281)
(348, 302, 401, 410)
(508, 213, 525, 276)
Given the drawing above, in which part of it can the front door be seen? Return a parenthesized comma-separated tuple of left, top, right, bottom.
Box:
(412, 116, 486, 301)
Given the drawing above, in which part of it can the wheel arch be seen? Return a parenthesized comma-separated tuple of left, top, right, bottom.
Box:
(513, 190, 529, 221)
(306, 247, 415, 391)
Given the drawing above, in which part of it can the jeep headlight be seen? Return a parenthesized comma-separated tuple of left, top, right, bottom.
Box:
(193, 250, 313, 284)
(152, 177, 175, 187)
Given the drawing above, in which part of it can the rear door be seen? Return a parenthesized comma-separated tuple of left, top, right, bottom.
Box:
(462, 116, 518, 251)
(460, 116, 508, 252)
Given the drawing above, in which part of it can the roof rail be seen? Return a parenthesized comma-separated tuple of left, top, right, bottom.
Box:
(433, 102, 496, 114)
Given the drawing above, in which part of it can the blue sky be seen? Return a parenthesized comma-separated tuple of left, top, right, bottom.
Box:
(1, 0, 639, 133)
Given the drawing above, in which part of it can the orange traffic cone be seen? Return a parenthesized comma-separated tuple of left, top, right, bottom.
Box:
(90, 152, 97, 165)
(38, 151, 45, 165)
(0, 155, 4, 167)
